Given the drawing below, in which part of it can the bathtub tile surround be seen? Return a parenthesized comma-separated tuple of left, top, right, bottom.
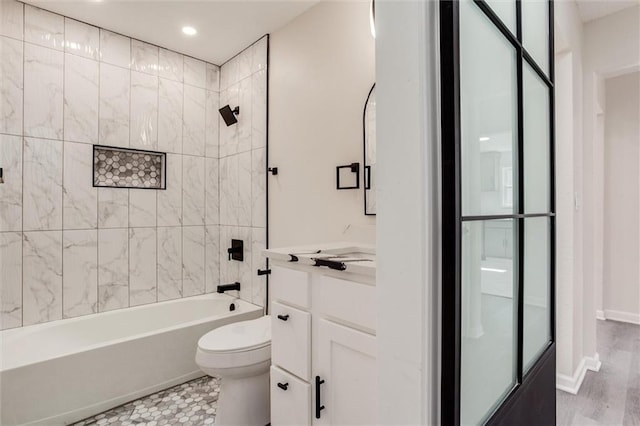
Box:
(183, 155, 206, 226)
(129, 227, 158, 306)
(24, 5, 64, 51)
(158, 154, 183, 226)
(65, 142, 98, 229)
(73, 376, 220, 426)
(158, 227, 183, 301)
(0, 232, 22, 329)
(131, 39, 159, 75)
(0, 36, 23, 136)
(98, 188, 129, 229)
(99, 29, 130, 69)
(130, 71, 159, 150)
(0, 0, 24, 40)
(23, 137, 63, 231)
(64, 18, 100, 61)
(217, 37, 269, 307)
(184, 85, 207, 156)
(158, 78, 184, 154)
(99, 62, 130, 147)
(0, 1, 268, 330)
(64, 53, 99, 144)
(183, 226, 207, 297)
(23, 231, 63, 326)
(63, 230, 99, 318)
(0, 134, 22, 231)
(98, 228, 129, 312)
(159, 48, 184, 82)
(185, 56, 207, 88)
(93, 146, 165, 189)
(24, 43, 64, 140)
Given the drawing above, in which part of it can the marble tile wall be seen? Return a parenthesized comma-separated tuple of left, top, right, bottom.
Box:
(0, 2, 273, 330)
(218, 36, 269, 308)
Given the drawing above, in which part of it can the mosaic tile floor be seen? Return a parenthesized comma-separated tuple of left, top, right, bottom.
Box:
(73, 376, 220, 426)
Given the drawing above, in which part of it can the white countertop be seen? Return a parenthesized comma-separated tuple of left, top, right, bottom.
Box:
(263, 242, 376, 277)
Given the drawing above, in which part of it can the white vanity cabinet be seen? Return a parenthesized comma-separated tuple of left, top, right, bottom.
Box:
(267, 256, 377, 426)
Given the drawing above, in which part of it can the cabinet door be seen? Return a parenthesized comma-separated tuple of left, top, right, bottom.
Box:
(271, 366, 311, 426)
(313, 319, 377, 426)
(272, 302, 311, 380)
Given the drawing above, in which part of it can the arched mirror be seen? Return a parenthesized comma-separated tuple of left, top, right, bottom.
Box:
(363, 84, 376, 215)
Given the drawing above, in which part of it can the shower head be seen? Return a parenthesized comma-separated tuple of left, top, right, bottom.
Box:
(219, 105, 240, 126)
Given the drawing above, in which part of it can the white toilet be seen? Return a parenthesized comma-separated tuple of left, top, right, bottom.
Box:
(195, 316, 271, 426)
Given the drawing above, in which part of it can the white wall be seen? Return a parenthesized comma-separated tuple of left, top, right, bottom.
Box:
(268, 0, 375, 248)
(603, 72, 640, 324)
(376, 0, 438, 423)
(554, 0, 593, 392)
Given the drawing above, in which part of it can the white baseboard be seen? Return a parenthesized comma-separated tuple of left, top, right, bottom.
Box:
(596, 310, 606, 321)
(584, 353, 601, 373)
(556, 353, 601, 395)
(603, 309, 640, 325)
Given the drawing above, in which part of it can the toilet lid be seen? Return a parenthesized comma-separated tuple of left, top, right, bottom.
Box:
(198, 316, 271, 353)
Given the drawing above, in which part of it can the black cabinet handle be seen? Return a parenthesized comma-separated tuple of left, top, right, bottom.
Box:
(277, 382, 289, 391)
(315, 376, 325, 419)
(313, 258, 347, 271)
(277, 314, 290, 321)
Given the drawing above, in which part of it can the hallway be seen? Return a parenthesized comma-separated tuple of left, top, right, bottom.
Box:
(557, 320, 640, 425)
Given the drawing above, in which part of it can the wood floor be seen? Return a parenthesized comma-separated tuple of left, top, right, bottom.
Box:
(557, 319, 640, 425)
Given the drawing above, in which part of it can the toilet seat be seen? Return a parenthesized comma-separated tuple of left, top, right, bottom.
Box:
(196, 316, 271, 371)
(198, 315, 271, 354)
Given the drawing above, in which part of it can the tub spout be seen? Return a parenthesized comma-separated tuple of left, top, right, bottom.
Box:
(217, 282, 241, 293)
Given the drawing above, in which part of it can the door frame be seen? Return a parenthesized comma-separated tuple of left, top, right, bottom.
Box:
(439, 1, 557, 424)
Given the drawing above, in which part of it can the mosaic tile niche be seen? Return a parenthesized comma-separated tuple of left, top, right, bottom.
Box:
(93, 146, 166, 189)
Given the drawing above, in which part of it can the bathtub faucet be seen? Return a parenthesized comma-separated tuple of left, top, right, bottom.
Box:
(217, 282, 241, 293)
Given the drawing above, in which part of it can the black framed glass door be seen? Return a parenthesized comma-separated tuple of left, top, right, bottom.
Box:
(440, 0, 556, 424)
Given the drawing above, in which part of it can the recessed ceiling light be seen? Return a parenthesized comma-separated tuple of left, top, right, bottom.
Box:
(182, 26, 197, 36)
(479, 136, 490, 142)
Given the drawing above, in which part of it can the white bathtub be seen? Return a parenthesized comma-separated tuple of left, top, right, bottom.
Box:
(0, 294, 263, 426)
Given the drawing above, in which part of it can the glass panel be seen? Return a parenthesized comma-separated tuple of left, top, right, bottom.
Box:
(522, 0, 550, 75)
(461, 219, 517, 425)
(523, 217, 551, 372)
(485, 0, 516, 34)
(460, 0, 518, 216)
(523, 63, 550, 213)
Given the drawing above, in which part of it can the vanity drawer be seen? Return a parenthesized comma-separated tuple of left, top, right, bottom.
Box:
(270, 366, 311, 426)
(271, 266, 311, 309)
(315, 275, 376, 333)
(272, 302, 311, 380)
